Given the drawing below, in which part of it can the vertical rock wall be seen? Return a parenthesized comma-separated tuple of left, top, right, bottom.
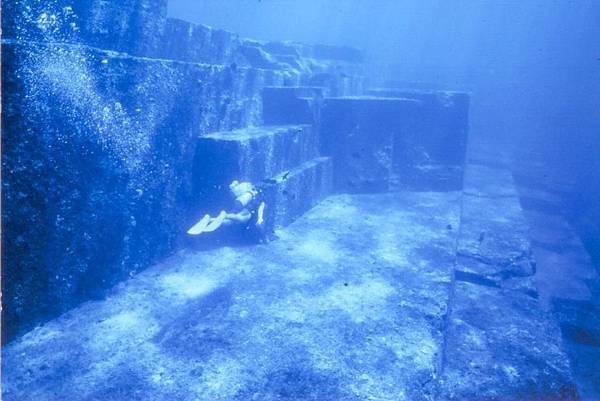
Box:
(321, 91, 469, 193)
(1, 0, 364, 342)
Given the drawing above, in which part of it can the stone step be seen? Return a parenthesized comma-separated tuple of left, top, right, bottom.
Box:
(440, 281, 579, 400)
(457, 193, 532, 268)
(562, 341, 600, 401)
(553, 298, 600, 347)
(192, 124, 318, 205)
(262, 86, 324, 126)
(455, 163, 538, 297)
(321, 94, 468, 192)
(463, 164, 518, 198)
(262, 156, 333, 230)
(366, 89, 469, 167)
(321, 96, 421, 193)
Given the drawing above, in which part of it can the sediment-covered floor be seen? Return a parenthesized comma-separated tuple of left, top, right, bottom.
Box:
(3, 148, 592, 400)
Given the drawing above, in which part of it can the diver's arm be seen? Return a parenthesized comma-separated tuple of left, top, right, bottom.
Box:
(256, 202, 266, 226)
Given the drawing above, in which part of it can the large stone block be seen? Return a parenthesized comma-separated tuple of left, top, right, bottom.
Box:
(457, 193, 532, 267)
(1, 191, 460, 401)
(440, 281, 579, 401)
(191, 125, 318, 211)
(321, 96, 421, 193)
(0, 40, 284, 343)
(262, 86, 324, 126)
(366, 89, 469, 189)
(2, 0, 168, 56)
(160, 19, 245, 65)
(262, 157, 333, 229)
(238, 41, 282, 70)
(395, 91, 469, 190)
(321, 91, 469, 193)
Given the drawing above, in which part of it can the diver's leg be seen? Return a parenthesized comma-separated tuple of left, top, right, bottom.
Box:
(225, 210, 252, 224)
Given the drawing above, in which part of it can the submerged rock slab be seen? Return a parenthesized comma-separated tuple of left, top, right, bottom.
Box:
(456, 162, 537, 293)
(0, 39, 287, 342)
(191, 125, 320, 215)
(457, 193, 532, 268)
(262, 157, 333, 230)
(321, 92, 469, 193)
(463, 164, 519, 198)
(2, 191, 461, 401)
(456, 162, 538, 298)
(194, 125, 318, 185)
(440, 281, 578, 401)
(367, 89, 469, 168)
(321, 96, 421, 193)
(262, 86, 324, 126)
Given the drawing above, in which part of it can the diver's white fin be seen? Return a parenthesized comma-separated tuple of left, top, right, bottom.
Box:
(204, 211, 227, 233)
(187, 214, 211, 235)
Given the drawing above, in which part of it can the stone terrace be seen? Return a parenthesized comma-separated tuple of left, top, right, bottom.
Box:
(2, 137, 584, 400)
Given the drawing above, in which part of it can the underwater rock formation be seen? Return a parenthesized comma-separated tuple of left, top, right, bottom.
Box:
(190, 124, 332, 233)
(3, 2, 587, 400)
(321, 92, 469, 192)
(1, 0, 364, 342)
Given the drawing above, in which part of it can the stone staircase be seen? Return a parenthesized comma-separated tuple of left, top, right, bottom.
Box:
(438, 141, 578, 400)
(186, 82, 477, 246)
(166, 83, 600, 399)
(191, 110, 332, 233)
(5, 86, 597, 400)
(189, 85, 471, 234)
(511, 148, 600, 400)
(262, 86, 324, 126)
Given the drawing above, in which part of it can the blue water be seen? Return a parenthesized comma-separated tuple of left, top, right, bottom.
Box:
(2, 1, 599, 400)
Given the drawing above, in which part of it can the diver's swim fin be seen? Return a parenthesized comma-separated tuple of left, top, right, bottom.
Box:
(187, 214, 211, 235)
(204, 211, 227, 232)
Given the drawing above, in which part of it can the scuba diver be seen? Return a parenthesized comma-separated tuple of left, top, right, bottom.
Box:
(187, 180, 268, 243)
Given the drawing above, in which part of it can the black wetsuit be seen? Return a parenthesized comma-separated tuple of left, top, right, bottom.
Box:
(229, 187, 267, 243)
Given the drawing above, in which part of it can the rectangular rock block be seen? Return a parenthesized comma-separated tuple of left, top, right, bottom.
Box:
(130, 17, 240, 64)
(440, 281, 579, 401)
(322, 91, 469, 192)
(463, 164, 519, 198)
(262, 157, 333, 230)
(321, 96, 420, 193)
(192, 125, 318, 205)
(392, 90, 469, 191)
(457, 193, 532, 266)
(390, 164, 464, 192)
(262, 86, 324, 126)
(365, 89, 469, 166)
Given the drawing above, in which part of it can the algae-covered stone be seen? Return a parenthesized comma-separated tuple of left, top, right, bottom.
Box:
(440, 281, 579, 401)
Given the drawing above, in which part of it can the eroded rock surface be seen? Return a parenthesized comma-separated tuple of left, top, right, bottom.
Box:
(2, 192, 461, 401)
